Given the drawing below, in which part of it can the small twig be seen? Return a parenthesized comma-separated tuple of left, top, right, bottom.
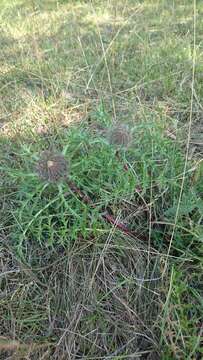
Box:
(66, 180, 145, 241)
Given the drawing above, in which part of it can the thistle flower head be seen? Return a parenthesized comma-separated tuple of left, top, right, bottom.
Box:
(36, 151, 68, 182)
(108, 123, 132, 149)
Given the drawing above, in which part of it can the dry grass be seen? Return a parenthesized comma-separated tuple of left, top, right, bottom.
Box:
(0, 233, 162, 359)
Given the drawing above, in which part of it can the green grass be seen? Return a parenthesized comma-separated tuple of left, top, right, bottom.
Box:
(0, 0, 203, 359)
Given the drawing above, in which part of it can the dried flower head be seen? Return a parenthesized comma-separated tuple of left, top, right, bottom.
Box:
(36, 151, 68, 182)
(108, 123, 132, 149)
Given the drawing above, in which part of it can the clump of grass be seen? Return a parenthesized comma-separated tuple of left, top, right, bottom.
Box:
(160, 266, 203, 359)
